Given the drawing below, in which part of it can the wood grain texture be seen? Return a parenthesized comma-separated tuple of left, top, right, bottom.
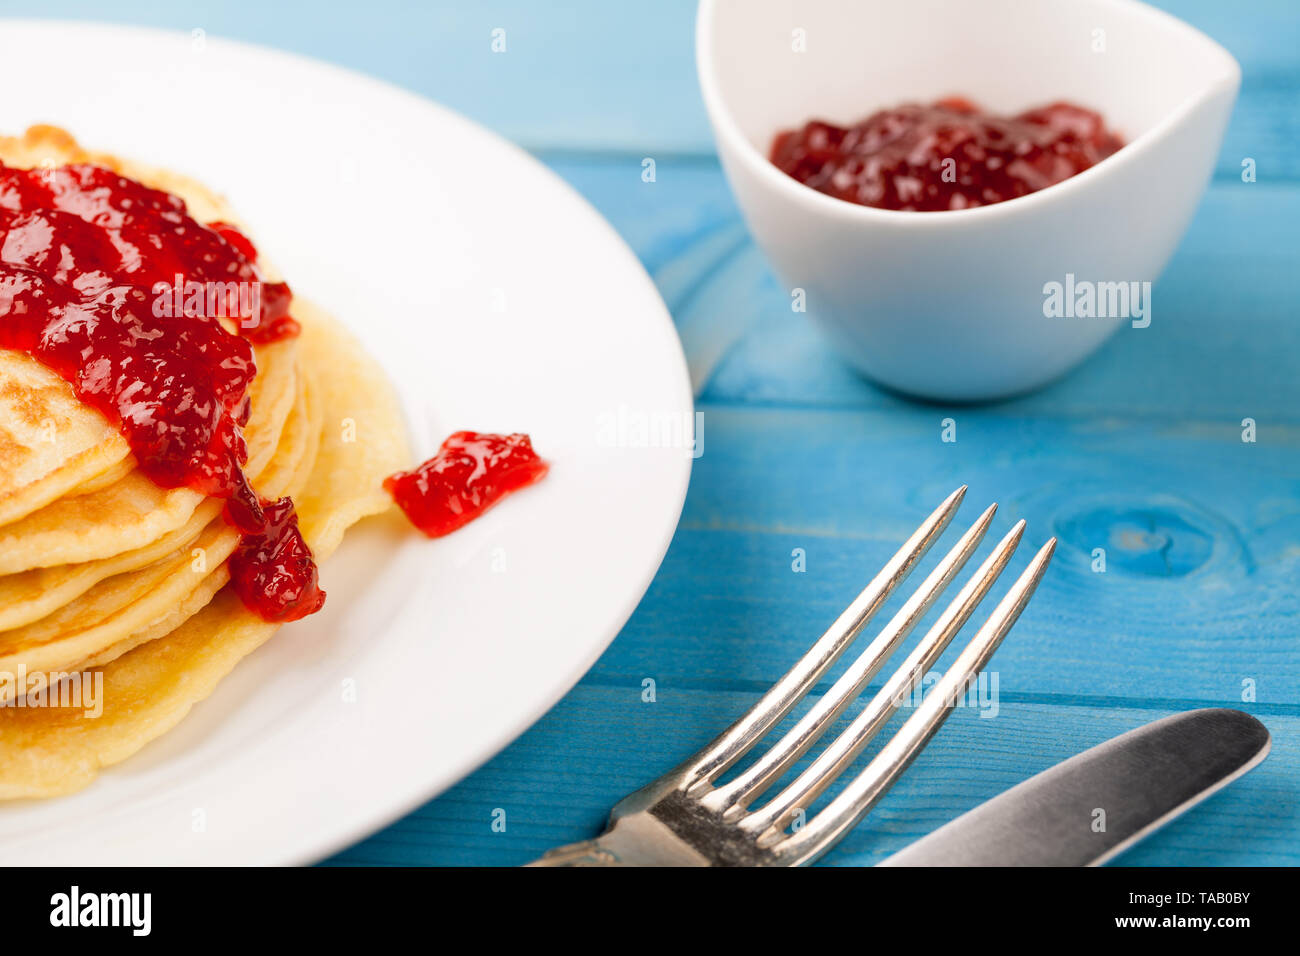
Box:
(17, 0, 1291, 865)
(544, 159, 1300, 420)
(328, 688, 1300, 867)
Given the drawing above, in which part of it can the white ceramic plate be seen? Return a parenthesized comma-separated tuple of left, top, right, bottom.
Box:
(0, 21, 692, 864)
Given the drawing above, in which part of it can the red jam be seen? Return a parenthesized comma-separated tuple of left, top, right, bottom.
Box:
(770, 98, 1123, 211)
(228, 496, 325, 623)
(385, 432, 548, 538)
(0, 161, 321, 622)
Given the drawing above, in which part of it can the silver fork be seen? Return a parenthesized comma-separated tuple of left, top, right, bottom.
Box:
(530, 487, 1056, 866)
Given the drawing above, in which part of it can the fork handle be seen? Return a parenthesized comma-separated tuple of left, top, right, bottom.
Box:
(525, 838, 624, 866)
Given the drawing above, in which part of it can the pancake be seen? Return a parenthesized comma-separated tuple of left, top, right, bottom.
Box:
(0, 307, 409, 799)
(0, 501, 216, 633)
(0, 350, 131, 528)
(0, 361, 321, 700)
(0, 338, 297, 574)
(63, 457, 135, 498)
(70, 368, 326, 681)
(0, 358, 295, 629)
(0, 126, 272, 532)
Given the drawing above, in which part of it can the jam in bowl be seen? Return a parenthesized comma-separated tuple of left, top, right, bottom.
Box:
(770, 98, 1124, 213)
(697, 0, 1241, 400)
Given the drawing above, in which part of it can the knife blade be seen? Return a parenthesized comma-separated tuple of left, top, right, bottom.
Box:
(879, 708, 1270, 866)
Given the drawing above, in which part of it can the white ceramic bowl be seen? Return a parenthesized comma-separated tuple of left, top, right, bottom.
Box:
(697, 0, 1239, 400)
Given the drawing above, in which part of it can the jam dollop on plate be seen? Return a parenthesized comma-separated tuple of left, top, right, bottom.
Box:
(385, 431, 549, 538)
(0, 160, 321, 622)
(770, 97, 1123, 211)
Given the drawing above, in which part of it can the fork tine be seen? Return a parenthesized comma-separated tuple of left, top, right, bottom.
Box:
(703, 503, 1001, 817)
(684, 486, 968, 787)
(739, 519, 1027, 832)
(774, 536, 1057, 866)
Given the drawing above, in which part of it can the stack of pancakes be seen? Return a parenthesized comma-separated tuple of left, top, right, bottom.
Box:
(0, 127, 409, 799)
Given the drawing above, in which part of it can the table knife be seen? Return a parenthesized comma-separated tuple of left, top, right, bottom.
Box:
(880, 708, 1270, 866)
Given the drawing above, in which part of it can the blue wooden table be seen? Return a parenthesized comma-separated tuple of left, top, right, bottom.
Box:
(21, 0, 1298, 866)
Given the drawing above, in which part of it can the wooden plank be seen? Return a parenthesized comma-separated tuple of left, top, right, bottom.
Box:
(696, 183, 1300, 418)
(544, 153, 1300, 419)
(578, 402, 1300, 704)
(324, 688, 1297, 866)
